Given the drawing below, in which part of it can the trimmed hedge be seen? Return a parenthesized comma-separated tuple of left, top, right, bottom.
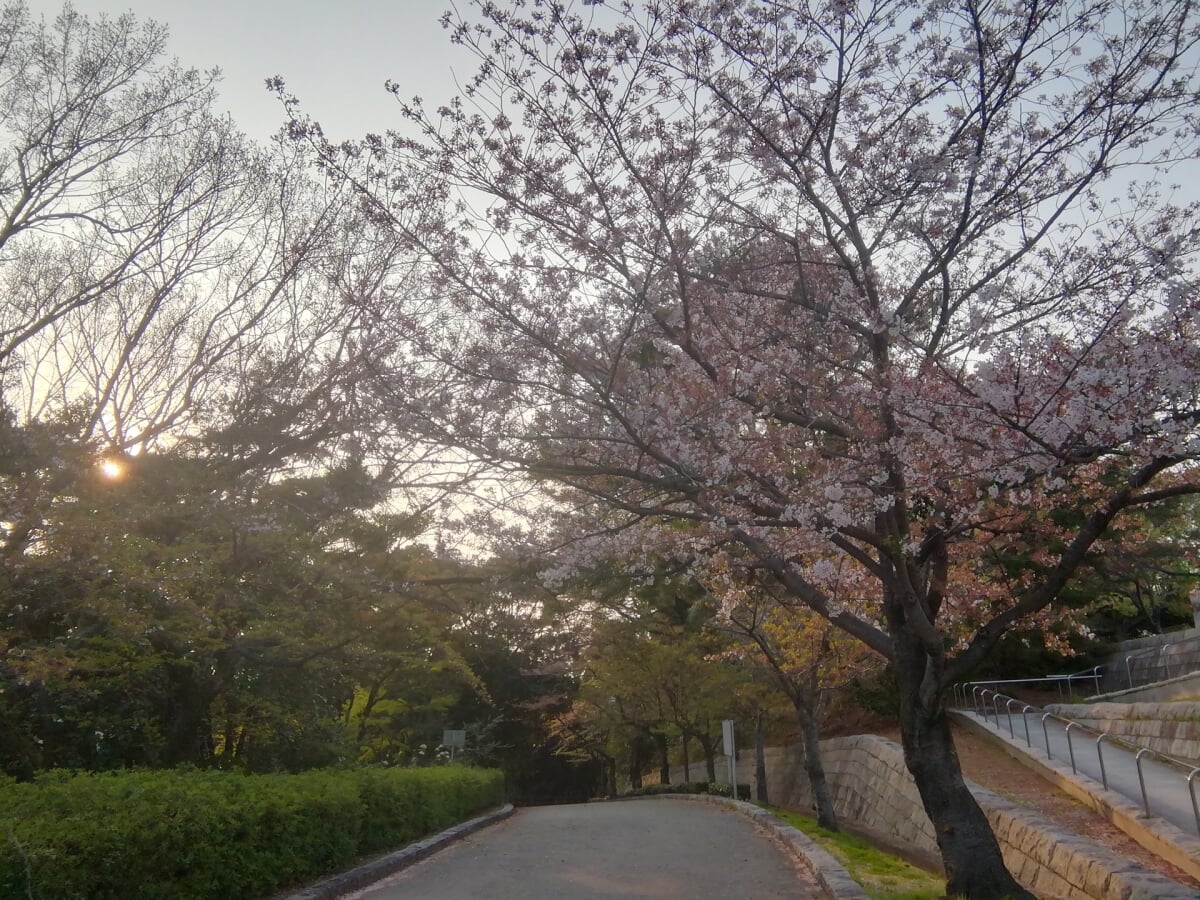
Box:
(622, 781, 752, 801)
(0, 765, 503, 899)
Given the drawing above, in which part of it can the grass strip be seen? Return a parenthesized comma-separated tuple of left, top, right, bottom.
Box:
(769, 807, 946, 900)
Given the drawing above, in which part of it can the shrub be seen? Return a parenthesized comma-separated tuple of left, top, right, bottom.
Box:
(621, 781, 751, 801)
(0, 765, 503, 899)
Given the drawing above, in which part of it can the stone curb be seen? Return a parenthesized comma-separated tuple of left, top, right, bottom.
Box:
(280, 804, 515, 900)
(630, 794, 869, 899)
(950, 710, 1200, 884)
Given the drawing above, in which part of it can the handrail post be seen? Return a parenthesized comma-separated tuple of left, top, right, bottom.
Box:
(1022, 705, 1033, 746)
(1096, 733, 1110, 790)
(1188, 768, 1200, 838)
(1041, 713, 1054, 759)
(1065, 722, 1078, 774)
(979, 688, 991, 721)
(1125, 654, 1134, 689)
(1005, 698, 1019, 738)
(1134, 748, 1153, 818)
(992, 693, 1003, 724)
(1091, 666, 1102, 697)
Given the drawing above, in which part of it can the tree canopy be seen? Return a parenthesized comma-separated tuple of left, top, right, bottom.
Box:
(286, 1, 1200, 894)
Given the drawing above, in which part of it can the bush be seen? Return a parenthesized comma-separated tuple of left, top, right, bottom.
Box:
(706, 782, 752, 801)
(0, 765, 503, 899)
(621, 781, 751, 801)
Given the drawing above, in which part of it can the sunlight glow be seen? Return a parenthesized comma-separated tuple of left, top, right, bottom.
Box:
(99, 459, 123, 480)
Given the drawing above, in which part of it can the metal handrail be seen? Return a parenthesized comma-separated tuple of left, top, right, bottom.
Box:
(957, 666, 1104, 705)
(1135, 748, 1152, 817)
(1189, 768, 1200, 835)
(959, 689, 1200, 837)
(1065, 721, 1079, 774)
(1096, 733, 1111, 789)
(1005, 698, 1021, 738)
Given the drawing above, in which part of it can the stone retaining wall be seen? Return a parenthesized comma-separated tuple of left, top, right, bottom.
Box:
(1043, 701, 1200, 764)
(1091, 672, 1200, 703)
(711, 735, 1193, 900)
(1100, 629, 1200, 694)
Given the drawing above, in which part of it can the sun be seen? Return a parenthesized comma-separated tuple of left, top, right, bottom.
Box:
(99, 459, 123, 480)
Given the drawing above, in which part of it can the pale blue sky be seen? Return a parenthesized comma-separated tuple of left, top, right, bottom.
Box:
(32, 0, 474, 141)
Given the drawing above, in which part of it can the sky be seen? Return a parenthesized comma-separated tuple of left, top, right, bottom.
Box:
(31, 0, 476, 142)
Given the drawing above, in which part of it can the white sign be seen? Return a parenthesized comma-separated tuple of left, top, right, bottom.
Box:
(722, 719, 737, 794)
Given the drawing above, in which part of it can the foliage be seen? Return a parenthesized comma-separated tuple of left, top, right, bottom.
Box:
(620, 781, 751, 800)
(0, 765, 503, 900)
(619, 780, 716, 797)
(286, 1, 1200, 893)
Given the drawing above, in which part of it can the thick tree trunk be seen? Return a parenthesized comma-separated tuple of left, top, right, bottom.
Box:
(601, 754, 617, 798)
(892, 632, 1033, 899)
(795, 697, 837, 830)
(697, 733, 717, 782)
(163, 665, 215, 766)
(628, 734, 644, 790)
(653, 731, 670, 784)
(754, 711, 768, 805)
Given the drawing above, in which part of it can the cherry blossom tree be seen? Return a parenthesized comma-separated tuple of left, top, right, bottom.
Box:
(291, 0, 1200, 894)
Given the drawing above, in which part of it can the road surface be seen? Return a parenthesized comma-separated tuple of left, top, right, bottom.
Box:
(345, 798, 823, 899)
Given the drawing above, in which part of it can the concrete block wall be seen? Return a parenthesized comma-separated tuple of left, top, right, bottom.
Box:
(1092, 672, 1200, 703)
(1101, 629, 1200, 693)
(720, 734, 1194, 900)
(1043, 701, 1200, 764)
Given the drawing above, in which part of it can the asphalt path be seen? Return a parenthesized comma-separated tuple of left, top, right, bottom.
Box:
(344, 798, 823, 899)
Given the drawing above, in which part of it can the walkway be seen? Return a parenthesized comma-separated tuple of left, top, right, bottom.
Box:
(343, 798, 823, 899)
(959, 708, 1200, 838)
(955, 706, 1200, 883)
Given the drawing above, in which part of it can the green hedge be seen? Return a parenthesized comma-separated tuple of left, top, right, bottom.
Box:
(0, 765, 503, 899)
(621, 781, 751, 801)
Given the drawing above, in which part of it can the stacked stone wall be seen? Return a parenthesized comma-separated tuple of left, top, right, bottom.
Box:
(1042, 702, 1200, 764)
(1100, 629, 1200, 694)
(701, 734, 1193, 899)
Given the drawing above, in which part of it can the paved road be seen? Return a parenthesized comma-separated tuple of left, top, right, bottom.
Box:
(962, 709, 1200, 839)
(344, 798, 823, 899)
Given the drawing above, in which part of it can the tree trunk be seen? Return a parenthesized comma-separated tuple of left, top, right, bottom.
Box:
(697, 733, 717, 783)
(892, 631, 1033, 899)
(794, 695, 837, 830)
(628, 736, 643, 790)
(754, 711, 768, 805)
(681, 733, 691, 781)
(653, 731, 670, 784)
(606, 755, 618, 797)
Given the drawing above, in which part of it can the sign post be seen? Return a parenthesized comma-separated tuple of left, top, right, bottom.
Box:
(443, 729, 466, 764)
(721, 719, 736, 797)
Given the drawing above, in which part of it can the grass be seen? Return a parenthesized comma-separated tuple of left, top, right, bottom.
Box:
(769, 807, 946, 900)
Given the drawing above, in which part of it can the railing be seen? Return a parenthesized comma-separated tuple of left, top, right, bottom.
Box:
(950, 665, 1103, 708)
(954, 685, 1200, 838)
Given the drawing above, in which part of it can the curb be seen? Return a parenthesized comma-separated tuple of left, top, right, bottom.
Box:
(950, 710, 1200, 883)
(281, 804, 515, 900)
(633, 794, 868, 899)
